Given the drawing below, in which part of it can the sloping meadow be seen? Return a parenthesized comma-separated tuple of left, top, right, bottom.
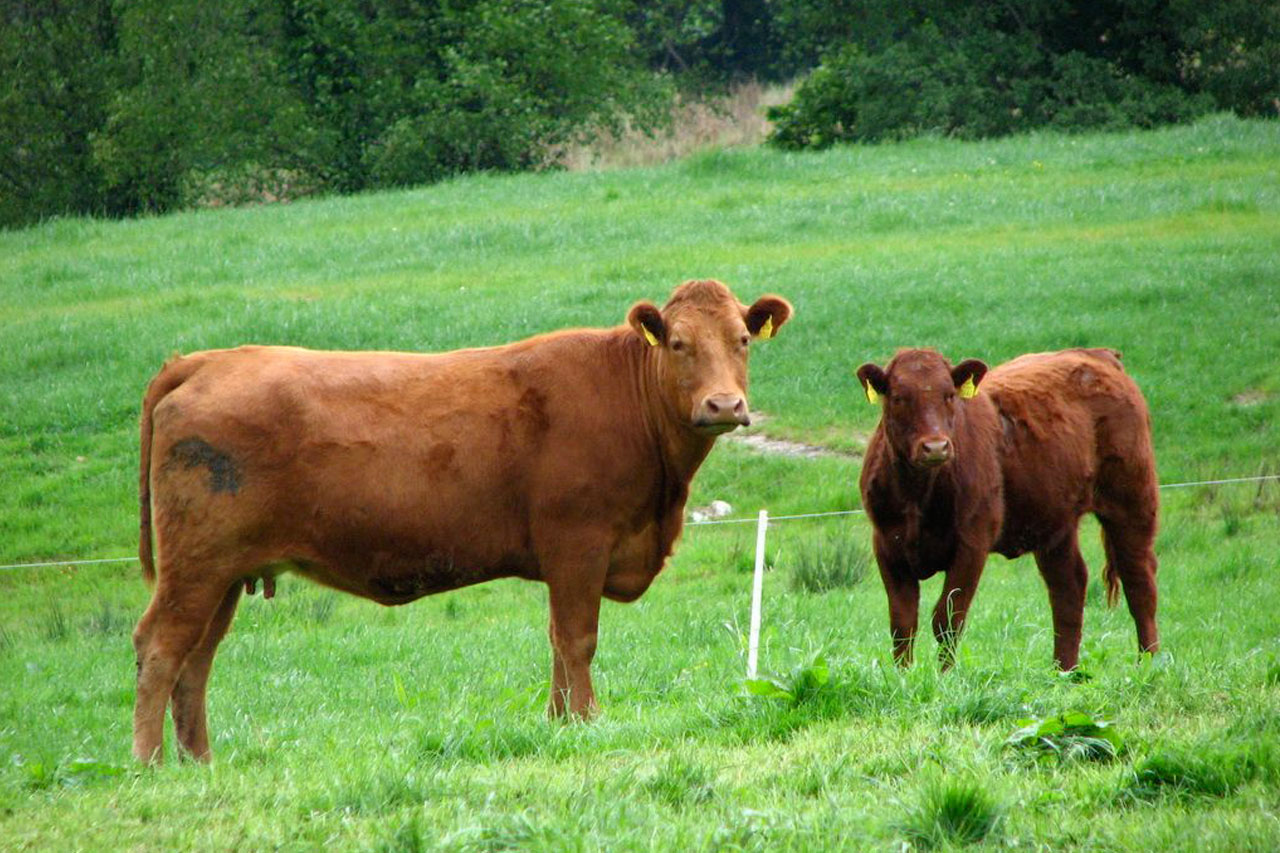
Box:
(0, 115, 1277, 849)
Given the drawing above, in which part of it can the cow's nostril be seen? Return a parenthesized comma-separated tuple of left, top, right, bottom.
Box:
(706, 399, 720, 414)
(733, 399, 745, 415)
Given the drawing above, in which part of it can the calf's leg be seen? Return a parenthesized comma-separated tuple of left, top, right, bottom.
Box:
(876, 557, 920, 667)
(171, 583, 242, 761)
(931, 549, 986, 671)
(1033, 530, 1088, 670)
(1098, 513, 1160, 656)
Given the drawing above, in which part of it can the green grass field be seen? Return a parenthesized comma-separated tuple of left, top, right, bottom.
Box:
(1, 114, 1278, 850)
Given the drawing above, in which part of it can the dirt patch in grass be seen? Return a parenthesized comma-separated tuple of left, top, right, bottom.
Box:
(1232, 389, 1272, 407)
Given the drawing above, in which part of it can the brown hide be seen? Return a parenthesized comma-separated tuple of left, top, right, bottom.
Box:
(857, 348, 1159, 671)
(133, 279, 792, 763)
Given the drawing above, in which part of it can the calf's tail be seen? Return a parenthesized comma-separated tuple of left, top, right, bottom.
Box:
(138, 354, 202, 587)
(1103, 561, 1121, 608)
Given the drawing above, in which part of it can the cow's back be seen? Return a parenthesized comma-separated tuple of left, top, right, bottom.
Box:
(984, 349, 1155, 555)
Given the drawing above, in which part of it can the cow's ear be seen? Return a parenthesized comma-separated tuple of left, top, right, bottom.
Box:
(951, 359, 988, 398)
(745, 295, 793, 340)
(627, 301, 666, 347)
(856, 363, 889, 404)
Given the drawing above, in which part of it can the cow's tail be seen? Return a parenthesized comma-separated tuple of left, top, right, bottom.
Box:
(1102, 560, 1121, 608)
(138, 354, 202, 587)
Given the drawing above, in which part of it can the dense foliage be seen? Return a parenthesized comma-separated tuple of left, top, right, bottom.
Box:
(0, 0, 665, 227)
(1, 0, 1276, 226)
(768, 0, 1279, 148)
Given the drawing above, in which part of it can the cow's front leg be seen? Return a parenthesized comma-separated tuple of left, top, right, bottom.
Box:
(875, 541, 920, 666)
(542, 536, 609, 719)
(932, 548, 987, 671)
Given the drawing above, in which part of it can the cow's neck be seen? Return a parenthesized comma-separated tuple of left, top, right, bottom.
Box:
(889, 454, 956, 510)
(630, 335, 717, 516)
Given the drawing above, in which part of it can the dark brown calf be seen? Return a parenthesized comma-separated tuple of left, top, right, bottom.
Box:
(856, 348, 1159, 670)
(133, 279, 792, 763)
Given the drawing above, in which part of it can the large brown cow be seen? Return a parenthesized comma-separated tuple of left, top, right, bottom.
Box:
(133, 279, 791, 763)
(855, 348, 1159, 671)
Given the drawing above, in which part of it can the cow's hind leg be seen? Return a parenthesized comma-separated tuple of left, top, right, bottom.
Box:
(1033, 529, 1089, 670)
(171, 583, 242, 761)
(132, 575, 234, 764)
(1098, 512, 1159, 656)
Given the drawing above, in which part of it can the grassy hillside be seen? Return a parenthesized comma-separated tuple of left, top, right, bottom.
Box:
(1, 115, 1278, 850)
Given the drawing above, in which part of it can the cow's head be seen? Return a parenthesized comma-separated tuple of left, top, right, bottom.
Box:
(856, 349, 988, 468)
(628, 279, 792, 435)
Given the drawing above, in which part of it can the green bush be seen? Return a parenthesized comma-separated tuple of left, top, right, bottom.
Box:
(768, 22, 1216, 149)
(95, 0, 314, 215)
(1, 0, 668, 227)
(0, 0, 116, 227)
(364, 1, 669, 187)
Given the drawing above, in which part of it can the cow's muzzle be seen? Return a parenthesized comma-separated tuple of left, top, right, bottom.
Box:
(693, 394, 750, 433)
(913, 437, 952, 468)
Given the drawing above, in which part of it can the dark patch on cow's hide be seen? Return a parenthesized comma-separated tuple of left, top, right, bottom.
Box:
(516, 387, 550, 437)
(426, 442, 457, 474)
(168, 437, 241, 494)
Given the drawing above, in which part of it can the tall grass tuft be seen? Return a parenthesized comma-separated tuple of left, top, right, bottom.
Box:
(789, 528, 871, 593)
(899, 777, 1004, 849)
(40, 603, 69, 643)
(376, 817, 428, 853)
(84, 598, 131, 637)
(643, 755, 715, 808)
(1127, 740, 1279, 799)
(326, 768, 431, 815)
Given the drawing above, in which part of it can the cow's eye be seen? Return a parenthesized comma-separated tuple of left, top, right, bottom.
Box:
(740, 334, 750, 347)
(670, 340, 684, 352)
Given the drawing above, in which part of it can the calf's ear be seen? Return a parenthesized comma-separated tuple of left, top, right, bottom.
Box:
(745, 295, 793, 340)
(628, 301, 666, 347)
(856, 363, 889, 404)
(951, 359, 988, 398)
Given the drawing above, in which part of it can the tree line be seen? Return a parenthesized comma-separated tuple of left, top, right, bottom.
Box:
(2, 0, 1276, 228)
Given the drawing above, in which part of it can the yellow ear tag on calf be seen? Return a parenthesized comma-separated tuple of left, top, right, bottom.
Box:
(758, 316, 773, 340)
(959, 375, 978, 398)
(864, 383, 879, 404)
(642, 326, 659, 347)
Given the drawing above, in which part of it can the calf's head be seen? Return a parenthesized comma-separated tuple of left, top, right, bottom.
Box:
(628, 280, 792, 435)
(857, 349, 987, 468)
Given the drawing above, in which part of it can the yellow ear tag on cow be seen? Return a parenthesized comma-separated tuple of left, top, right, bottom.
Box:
(863, 382, 879, 404)
(757, 316, 774, 340)
(959, 375, 978, 399)
(642, 326, 659, 347)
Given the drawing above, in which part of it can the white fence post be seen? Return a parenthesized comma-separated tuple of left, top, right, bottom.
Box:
(747, 509, 769, 680)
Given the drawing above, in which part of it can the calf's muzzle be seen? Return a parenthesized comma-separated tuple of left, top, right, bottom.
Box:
(914, 437, 952, 467)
